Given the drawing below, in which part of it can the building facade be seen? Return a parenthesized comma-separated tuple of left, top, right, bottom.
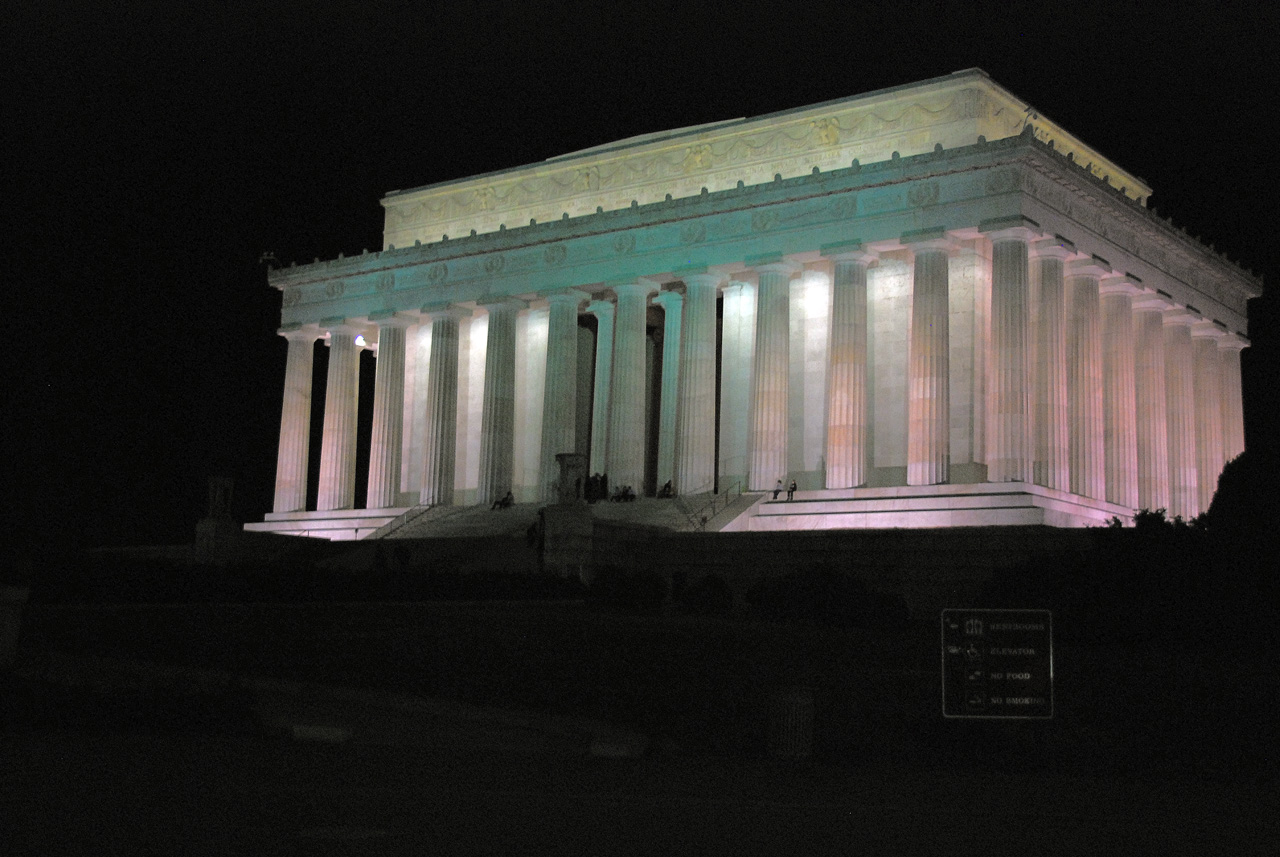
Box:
(247, 70, 1257, 540)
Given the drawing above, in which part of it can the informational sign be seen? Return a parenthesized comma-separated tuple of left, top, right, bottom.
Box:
(942, 609, 1053, 719)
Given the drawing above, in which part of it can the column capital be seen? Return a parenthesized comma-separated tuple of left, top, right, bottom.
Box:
(609, 279, 661, 300)
(680, 271, 728, 290)
(367, 310, 417, 329)
(278, 323, 321, 342)
(1219, 332, 1249, 352)
(821, 240, 879, 265)
(319, 318, 364, 337)
(543, 289, 590, 308)
(585, 298, 615, 318)
(1099, 273, 1144, 297)
(1162, 307, 1199, 326)
(651, 289, 684, 309)
(1132, 290, 1177, 312)
(1067, 256, 1113, 279)
(476, 296, 529, 311)
(980, 215, 1042, 243)
(1031, 236, 1076, 260)
(420, 302, 473, 321)
(900, 227, 956, 253)
(743, 253, 801, 276)
(1190, 320, 1227, 340)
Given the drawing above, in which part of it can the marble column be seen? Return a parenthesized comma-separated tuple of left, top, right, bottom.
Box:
(651, 289, 683, 493)
(986, 227, 1036, 483)
(366, 313, 413, 509)
(273, 326, 319, 513)
(317, 322, 363, 511)
(1192, 324, 1225, 513)
(585, 299, 615, 475)
(1031, 239, 1071, 491)
(419, 306, 470, 505)
(718, 278, 756, 489)
(1219, 336, 1247, 463)
(477, 298, 526, 506)
(1163, 309, 1199, 519)
(674, 272, 722, 495)
(1133, 297, 1171, 513)
(824, 249, 876, 489)
(1066, 260, 1106, 500)
(1100, 279, 1141, 510)
(906, 239, 952, 486)
(539, 290, 588, 501)
(749, 261, 798, 491)
(606, 281, 660, 492)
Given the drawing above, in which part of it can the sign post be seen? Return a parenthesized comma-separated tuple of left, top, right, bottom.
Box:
(942, 609, 1053, 719)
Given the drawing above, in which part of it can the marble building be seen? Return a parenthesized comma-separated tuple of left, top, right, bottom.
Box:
(246, 69, 1257, 540)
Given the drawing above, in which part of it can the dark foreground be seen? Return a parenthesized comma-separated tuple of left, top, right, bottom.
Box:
(4, 726, 1275, 856)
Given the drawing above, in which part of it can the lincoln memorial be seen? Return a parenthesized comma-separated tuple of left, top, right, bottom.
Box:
(246, 69, 1257, 540)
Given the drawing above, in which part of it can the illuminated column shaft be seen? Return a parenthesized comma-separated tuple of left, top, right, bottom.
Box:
(273, 327, 318, 513)
(1133, 304, 1170, 512)
(1101, 284, 1140, 509)
(585, 300, 615, 475)
(652, 289, 683, 492)
(674, 273, 721, 494)
(1067, 263, 1105, 500)
(825, 252, 873, 489)
(1032, 242, 1070, 491)
(987, 231, 1035, 483)
(718, 280, 756, 488)
(420, 307, 469, 505)
(539, 291, 587, 501)
(907, 242, 951, 486)
(366, 315, 411, 509)
(1192, 328, 1225, 512)
(1219, 338, 1246, 462)
(317, 323, 362, 511)
(606, 281, 659, 491)
(1163, 312, 1199, 518)
(749, 262, 797, 490)
(477, 299, 525, 505)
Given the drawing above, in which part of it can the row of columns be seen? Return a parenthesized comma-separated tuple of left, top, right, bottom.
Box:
(273, 234, 1246, 521)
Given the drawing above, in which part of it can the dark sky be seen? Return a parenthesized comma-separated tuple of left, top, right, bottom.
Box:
(7, 2, 1278, 549)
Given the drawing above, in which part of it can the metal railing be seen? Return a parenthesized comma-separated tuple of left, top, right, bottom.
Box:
(681, 480, 743, 531)
(364, 504, 435, 540)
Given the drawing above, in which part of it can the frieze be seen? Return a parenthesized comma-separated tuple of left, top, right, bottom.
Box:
(907, 181, 940, 207)
(750, 210, 778, 232)
(482, 254, 506, 275)
(680, 222, 707, 244)
(543, 243, 567, 265)
(325, 280, 345, 299)
(282, 287, 301, 307)
(427, 262, 448, 284)
(375, 271, 394, 292)
(613, 233, 636, 254)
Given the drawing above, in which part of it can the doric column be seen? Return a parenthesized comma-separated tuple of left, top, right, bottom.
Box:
(539, 290, 588, 501)
(1219, 335, 1247, 463)
(1031, 239, 1071, 491)
(985, 224, 1037, 483)
(1163, 309, 1199, 519)
(749, 260, 799, 491)
(1192, 323, 1226, 513)
(1100, 277, 1141, 509)
(651, 289, 684, 493)
(823, 247, 876, 489)
(905, 237, 952, 486)
(585, 299, 615, 475)
(1066, 259, 1106, 500)
(366, 312, 413, 509)
(419, 305, 471, 505)
(674, 271, 722, 494)
(477, 298, 527, 506)
(1133, 296, 1171, 513)
(273, 325, 319, 513)
(718, 278, 756, 489)
(317, 321, 363, 511)
(606, 280, 660, 492)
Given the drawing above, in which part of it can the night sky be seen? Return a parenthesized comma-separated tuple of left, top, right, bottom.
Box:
(8, 3, 1279, 550)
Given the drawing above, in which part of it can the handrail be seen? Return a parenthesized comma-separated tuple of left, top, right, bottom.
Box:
(682, 480, 742, 531)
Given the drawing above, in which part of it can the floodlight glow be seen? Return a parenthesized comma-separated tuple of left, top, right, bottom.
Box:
(354, 334, 367, 347)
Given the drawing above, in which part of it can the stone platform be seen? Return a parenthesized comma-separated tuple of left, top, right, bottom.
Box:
(244, 507, 411, 541)
(727, 482, 1131, 531)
